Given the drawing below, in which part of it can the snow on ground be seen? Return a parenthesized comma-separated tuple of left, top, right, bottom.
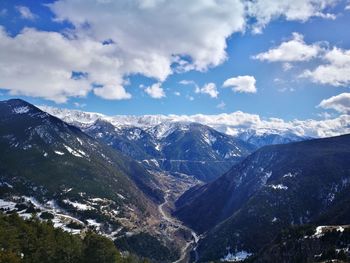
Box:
(224, 151, 240, 159)
(312, 225, 349, 238)
(221, 250, 253, 262)
(202, 131, 217, 146)
(64, 145, 83, 158)
(54, 150, 65, 155)
(269, 184, 288, 190)
(13, 106, 29, 114)
(283, 172, 296, 178)
(0, 199, 16, 210)
(77, 137, 83, 145)
(117, 194, 126, 200)
(87, 219, 101, 229)
(63, 199, 94, 211)
(127, 129, 142, 140)
(0, 182, 13, 188)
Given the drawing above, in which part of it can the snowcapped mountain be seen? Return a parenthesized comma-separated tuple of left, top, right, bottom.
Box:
(39, 105, 350, 140)
(84, 119, 255, 181)
(38, 106, 314, 181)
(236, 129, 310, 148)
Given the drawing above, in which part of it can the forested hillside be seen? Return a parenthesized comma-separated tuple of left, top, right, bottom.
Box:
(0, 213, 149, 263)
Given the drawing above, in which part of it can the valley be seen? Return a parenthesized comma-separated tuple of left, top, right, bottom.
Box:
(1, 1, 350, 262)
(0, 99, 349, 262)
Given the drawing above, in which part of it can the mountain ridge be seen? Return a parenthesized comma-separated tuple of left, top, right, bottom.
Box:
(174, 133, 350, 261)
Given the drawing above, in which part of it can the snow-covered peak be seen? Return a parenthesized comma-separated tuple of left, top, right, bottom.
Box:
(38, 105, 350, 139)
(38, 106, 104, 126)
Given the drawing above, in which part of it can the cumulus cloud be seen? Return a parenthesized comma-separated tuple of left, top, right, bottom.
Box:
(246, 0, 337, 33)
(49, 0, 246, 75)
(318, 93, 350, 113)
(0, 0, 338, 102)
(223, 75, 257, 93)
(144, 82, 166, 99)
(0, 27, 131, 103)
(302, 47, 350, 86)
(16, 6, 37, 20)
(195, 83, 219, 98)
(253, 32, 322, 62)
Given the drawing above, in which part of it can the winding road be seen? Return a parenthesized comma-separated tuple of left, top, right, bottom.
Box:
(158, 190, 200, 263)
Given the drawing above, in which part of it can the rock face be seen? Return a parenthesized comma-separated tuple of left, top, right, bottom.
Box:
(174, 134, 350, 261)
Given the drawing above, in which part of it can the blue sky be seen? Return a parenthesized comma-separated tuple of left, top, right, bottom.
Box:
(0, 0, 350, 121)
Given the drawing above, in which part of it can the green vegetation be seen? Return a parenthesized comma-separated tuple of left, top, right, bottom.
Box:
(249, 225, 350, 263)
(0, 213, 146, 263)
(115, 233, 179, 262)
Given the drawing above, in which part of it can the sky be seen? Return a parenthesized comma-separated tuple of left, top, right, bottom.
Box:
(0, 0, 350, 125)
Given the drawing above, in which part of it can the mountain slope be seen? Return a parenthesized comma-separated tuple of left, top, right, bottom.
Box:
(82, 121, 255, 182)
(0, 99, 173, 255)
(249, 224, 350, 263)
(174, 134, 350, 261)
(0, 99, 162, 204)
(237, 129, 310, 148)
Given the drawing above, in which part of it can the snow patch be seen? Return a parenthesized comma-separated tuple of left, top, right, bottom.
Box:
(13, 106, 29, 114)
(221, 250, 252, 262)
(64, 145, 83, 158)
(269, 184, 288, 190)
(0, 199, 16, 210)
(283, 172, 296, 178)
(54, 151, 64, 155)
(117, 194, 126, 200)
(77, 137, 83, 145)
(63, 199, 94, 211)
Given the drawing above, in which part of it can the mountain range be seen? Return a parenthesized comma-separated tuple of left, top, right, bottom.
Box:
(40, 106, 308, 182)
(1, 99, 349, 262)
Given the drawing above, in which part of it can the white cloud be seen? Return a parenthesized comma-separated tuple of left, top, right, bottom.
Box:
(253, 33, 322, 62)
(179, 80, 197, 86)
(223, 75, 257, 93)
(174, 91, 181, 96)
(195, 83, 219, 98)
(246, 0, 337, 33)
(346, 1, 350, 10)
(318, 93, 350, 113)
(216, 101, 226, 109)
(144, 82, 166, 99)
(74, 102, 86, 108)
(49, 0, 247, 75)
(16, 6, 37, 20)
(0, 27, 131, 103)
(0, 0, 337, 102)
(302, 47, 350, 86)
